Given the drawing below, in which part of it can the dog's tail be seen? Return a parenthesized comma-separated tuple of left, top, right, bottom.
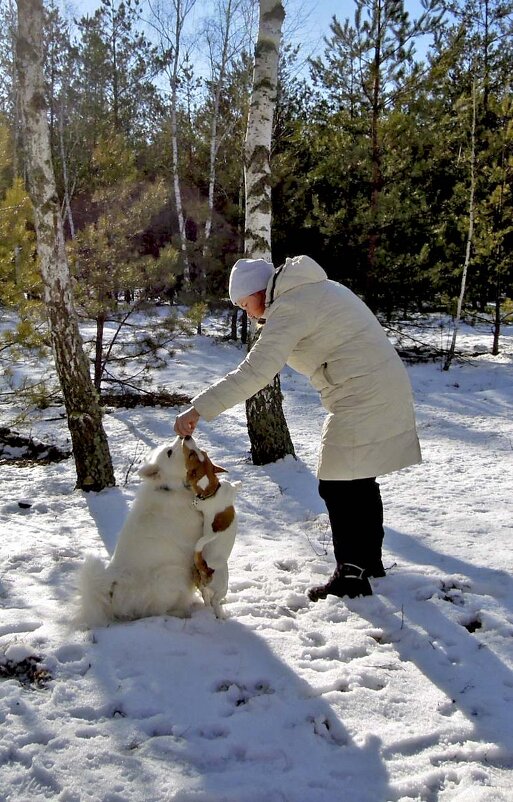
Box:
(74, 555, 115, 629)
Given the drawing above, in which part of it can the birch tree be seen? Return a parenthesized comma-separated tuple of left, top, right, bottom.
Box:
(43, 2, 77, 238)
(16, 0, 115, 491)
(147, 0, 196, 286)
(244, 0, 295, 465)
(443, 80, 478, 371)
(203, 0, 255, 251)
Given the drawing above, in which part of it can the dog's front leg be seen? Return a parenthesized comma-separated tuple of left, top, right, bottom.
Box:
(194, 550, 214, 584)
(212, 599, 226, 619)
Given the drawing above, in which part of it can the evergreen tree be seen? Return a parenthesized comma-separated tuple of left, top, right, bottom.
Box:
(75, 0, 161, 144)
(67, 133, 181, 391)
(0, 176, 38, 305)
(309, 0, 443, 308)
(425, 0, 513, 331)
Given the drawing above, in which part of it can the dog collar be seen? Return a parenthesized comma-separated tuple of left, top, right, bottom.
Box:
(194, 484, 221, 501)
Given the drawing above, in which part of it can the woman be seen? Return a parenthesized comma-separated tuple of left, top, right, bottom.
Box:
(174, 255, 421, 601)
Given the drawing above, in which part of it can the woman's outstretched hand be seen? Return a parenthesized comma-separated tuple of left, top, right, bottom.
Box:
(174, 406, 200, 437)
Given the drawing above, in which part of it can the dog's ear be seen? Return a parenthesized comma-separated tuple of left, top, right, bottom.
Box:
(212, 463, 228, 474)
(138, 462, 160, 479)
(186, 450, 201, 466)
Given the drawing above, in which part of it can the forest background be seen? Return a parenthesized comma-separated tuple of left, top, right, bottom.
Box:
(1, 0, 512, 414)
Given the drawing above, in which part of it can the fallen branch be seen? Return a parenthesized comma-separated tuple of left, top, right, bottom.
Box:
(100, 388, 191, 409)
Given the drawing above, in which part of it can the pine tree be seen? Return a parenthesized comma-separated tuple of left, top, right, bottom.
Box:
(310, 0, 442, 308)
(67, 135, 171, 391)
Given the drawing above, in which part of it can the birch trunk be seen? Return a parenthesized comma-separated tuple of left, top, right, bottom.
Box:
(170, 69, 190, 284)
(244, 0, 295, 465)
(16, 0, 115, 490)
(443, 81, 477, 372)
(58, 100, 75, 239)
(170, 0, 191, 285)
(203, 0, 232, 251)
(146, 0, 193, 285)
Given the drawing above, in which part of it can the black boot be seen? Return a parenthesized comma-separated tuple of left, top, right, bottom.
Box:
(365, 559, 386, 578)
(308, 563, 373, 602)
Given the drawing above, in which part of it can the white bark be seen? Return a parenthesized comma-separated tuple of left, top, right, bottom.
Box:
(244, 0, 284, 259)
(148, 0, 195, 286)
(58, 99, 75, 239)
(203, 0, 255, 251)
(443, 80, 477, 372)
(244, 0, 294, 466)
(203, 0, 233, 250)
(170, 17, 190, 283)
(16, 0, 114, 490)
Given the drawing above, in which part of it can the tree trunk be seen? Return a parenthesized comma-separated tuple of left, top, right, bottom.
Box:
(367, 0, 383, 311)
(230, 308, 238, 340)
(58, 100, 75, 239)
(94, 313, 105, 392)
(171, 78, 190, 284)
(241, 309, 248, 344)
(16, 0, 115, 490)
(204, 0, 233, 252)
(443, 80, 477, 372)
(243, 0, 295, 465)
(170, 0, 190, 285)
(492, 284, 501, 356)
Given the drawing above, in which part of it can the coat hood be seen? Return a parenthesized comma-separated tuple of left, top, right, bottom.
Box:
(265, 256, 327, 311)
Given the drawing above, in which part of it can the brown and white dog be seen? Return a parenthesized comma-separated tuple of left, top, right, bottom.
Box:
(182, 436, 240, 619)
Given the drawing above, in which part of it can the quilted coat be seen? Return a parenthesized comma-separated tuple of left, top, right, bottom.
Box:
(192, 255, 422, 480)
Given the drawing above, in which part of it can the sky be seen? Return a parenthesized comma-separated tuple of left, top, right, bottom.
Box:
(71, 0, 432, 82)
(287, 0, 431, 64)
(73, 0, 353, 54)
(1, 309, 513, 801)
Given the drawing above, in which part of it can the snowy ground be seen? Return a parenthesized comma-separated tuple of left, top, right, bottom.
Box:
(1, 312, 513, 802)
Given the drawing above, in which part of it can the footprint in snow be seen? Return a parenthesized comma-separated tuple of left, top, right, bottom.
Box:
(301, 631, 326, 647)
(195, 725, 229, 740)
(301, 643, 340, 662)
(351, 671, 388, 692)
(214, 679, 275, 714)
(309, 714, 347, 746)
(274, 559, 299, 572)
(53, 644, 86, 664)
(460, 614, 482, 633)
(415, 575, 471, 602)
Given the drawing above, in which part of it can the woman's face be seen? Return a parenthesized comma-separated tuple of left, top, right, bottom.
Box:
(237, 290, 266, 320)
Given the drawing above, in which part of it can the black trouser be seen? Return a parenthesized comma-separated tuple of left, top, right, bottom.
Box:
(318, 478, 384, 570)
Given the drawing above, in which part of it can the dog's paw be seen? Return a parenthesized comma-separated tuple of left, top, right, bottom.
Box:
(214, 604, 227, 620)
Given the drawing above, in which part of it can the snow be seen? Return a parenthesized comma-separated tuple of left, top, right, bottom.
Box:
(1, 313, 513, 802)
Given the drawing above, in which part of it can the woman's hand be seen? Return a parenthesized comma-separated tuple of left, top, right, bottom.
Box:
(174, 406, 200, 437)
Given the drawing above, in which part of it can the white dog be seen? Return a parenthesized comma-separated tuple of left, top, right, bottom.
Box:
(77, 436, 203, 627)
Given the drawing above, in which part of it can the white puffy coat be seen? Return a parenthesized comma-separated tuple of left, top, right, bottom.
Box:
(192, 256, 422, 480)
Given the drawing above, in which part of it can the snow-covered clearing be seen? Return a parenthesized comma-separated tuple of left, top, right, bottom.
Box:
(1, 313, 512, 802)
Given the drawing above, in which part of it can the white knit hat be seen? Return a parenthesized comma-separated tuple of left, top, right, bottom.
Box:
(228, 258, 275, 305)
